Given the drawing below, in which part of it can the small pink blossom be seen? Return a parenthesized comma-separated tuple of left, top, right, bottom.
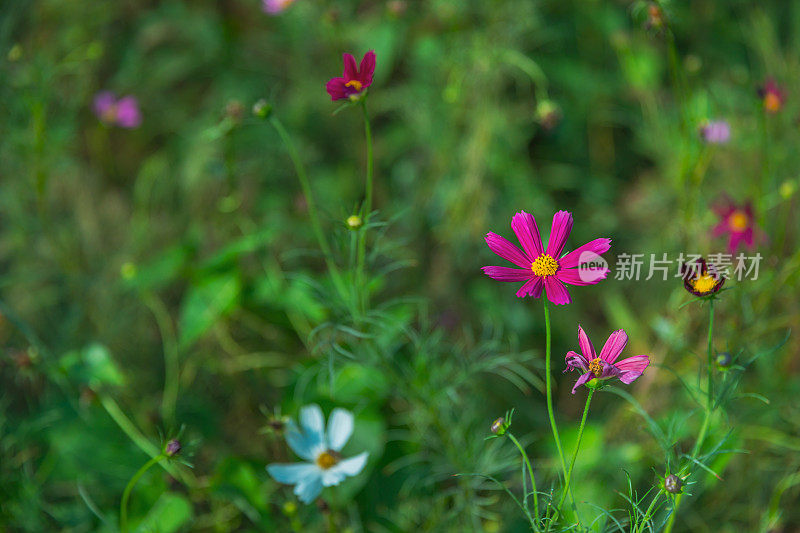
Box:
(564, 327, 650, 394)
(93, 91, 141, 128)
(262, 0, 295, 14)
(711, 197, 760, 253)
(326, 51, 376, 102)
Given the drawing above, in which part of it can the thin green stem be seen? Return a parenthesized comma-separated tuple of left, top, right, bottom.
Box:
(120, 454, 165, 532)
(543, 300, 567, 481)
(508, 432, 540, 522)
(635, 491, 663, 533)
(142, 292, 179, 424)
(356, 100, 374, 315)
(269, 116, 349, 303)
(556, 389, 594, 515)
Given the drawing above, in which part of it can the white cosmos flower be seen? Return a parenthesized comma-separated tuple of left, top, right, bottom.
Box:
(267, 404, 368, 504)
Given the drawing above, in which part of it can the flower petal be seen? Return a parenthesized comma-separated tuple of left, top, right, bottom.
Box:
(326, 408, 354, 452)
(115, 96, 141, 128)
(326, 77, 348, 101)
(564, 350, 588, 372)
(711, 220, 729, 238)
(556, 267, 609, 286)
(295, 471, 324, 504)
(358, 50, 376, 88)
(577, 326, 595, 361)
(285, 420, 322, 460)
(559, 238, 611, 268)
(321, 451, 368, 486)
(482, 266, 532, 282)
(485, 232, 531, 267)
(267, 462, 318, 484)
(546, 210, 573, 259)
(93, 91, 116, 118)
(300, 404, 325, 442)
(544, 277, 572, 305)
(515, 276, 543, 298)
(571, 372, 593, 394)
(511, 211, 544, 258)
(342, 53, 358, 80)
(615, 355, 650, 375)
(599, 329, 628, 364)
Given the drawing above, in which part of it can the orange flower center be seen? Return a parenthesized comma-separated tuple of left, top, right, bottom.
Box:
(345, 80, 363, 91)
(728, 211, 748, 232)
(764, 92, 782, 113)
(588, 358, 603, 377)
(531, 254, 559, 277)
(315, 450, 340, 470)
(691, 273, 718, 295)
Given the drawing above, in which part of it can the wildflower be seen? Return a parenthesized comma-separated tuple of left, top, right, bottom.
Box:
(699, 120, 731, 144)
(758, 79, 785, 114)
(326, 51, 376, 102)
(564, 327, 650, 394)
(346, 215, 363, 229)
(711, 198, 758, 253)
(93, 91, 141, 128)
(262, 0, 295, 14)
(645, 2, 666, 31)
(165, 439, 182, 457)
(482, 210, 611, 305)
(664, 474, 683, 494)
(267, 404, 368, 504)
(680, 257, 725, 297)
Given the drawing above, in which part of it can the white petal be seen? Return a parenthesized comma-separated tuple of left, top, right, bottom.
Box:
(285, 421, 324, 461)
(326, 408, 354, 451)
(266, 462, 317, 484)
(294, 471, 324, 504)
(322, 452, 369, 487)
(300, 404, 325, 439)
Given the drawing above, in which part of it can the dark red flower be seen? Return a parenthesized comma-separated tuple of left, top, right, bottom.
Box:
(326, 51, 376, 102)
(680, 258, 725, 297)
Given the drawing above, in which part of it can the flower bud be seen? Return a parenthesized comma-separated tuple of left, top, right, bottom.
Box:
(346, 215, 363, 230)
(715, 351, 732, 369)
(490, 417, 505, 435)
(253, 99, 272, 119)
(535, 100, 562, 131)
(120, 262, 137, 281)
(780, 180, 796, 199)
(165, 439, 182, 457)
(664, 474, 682, 494)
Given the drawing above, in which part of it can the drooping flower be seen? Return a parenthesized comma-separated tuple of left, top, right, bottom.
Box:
(758, 79, 785, 114)
(482, 210, 611, 305)
(711, 198, 758, 253)
(699, 120, 731, 144)
(262, 0, 295, 14)
(267, 404, 368, 504)
(564, 327, 650, 394)
(93, 91, 141, 128)
(326, 51, 376, 102)
(680, 257, 725, 297)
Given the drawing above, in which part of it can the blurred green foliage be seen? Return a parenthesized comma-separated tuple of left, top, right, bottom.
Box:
(2, 0, 800, 531)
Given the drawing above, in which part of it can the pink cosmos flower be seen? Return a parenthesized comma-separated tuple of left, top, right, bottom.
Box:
(758, 79, 785, 114)
(93, 91, 141, 128)
(262, 0, 295, 14)
(482, 210, 611, 305)
(711, 198, 759, 253)
(326, 51, 376, 102)
(699, 120, 731, 144)
(564, 327, 650, 394)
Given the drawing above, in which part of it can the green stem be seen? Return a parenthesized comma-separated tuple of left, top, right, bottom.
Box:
(269, 116, 348, 303)
(543, 300, 567, 482)
(142, 292, 179, 424)
(356, 100, 374, 315)
(665, 299, 715, 533)
(556, 389, 594, 515)
(508, 432, 540, 522)
(635, 491, 662, 533)
(120, 454, 165, 532)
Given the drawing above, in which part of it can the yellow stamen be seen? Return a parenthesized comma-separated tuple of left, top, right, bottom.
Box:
(588, 357, 603, 377)
(691, 273, 718, 294)
(728, 210, 748, 232)
(345, 80, 363, 91)
(531, 254, 559, 277)
(315, 451, 339, 470)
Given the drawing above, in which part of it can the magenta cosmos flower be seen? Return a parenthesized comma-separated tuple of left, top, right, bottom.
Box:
(711, 198, 759, 253)
(326, 51, 376, 102)
(699, 120, 731, 144)
(482, 210, 611, 305)
(564, 327, 650, 394)
(758, 79, 785, 114)
(93, 91, 141, 128)
(262, 0, 295, 14)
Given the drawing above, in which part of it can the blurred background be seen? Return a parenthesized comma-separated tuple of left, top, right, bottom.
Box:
(2, 0, 800, 531)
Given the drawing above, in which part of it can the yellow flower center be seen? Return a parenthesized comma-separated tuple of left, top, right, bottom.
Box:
(764, 92, 782, 112)
(530, 254, 559, 277)
(691, 273, 718, 294)
(728, 211, 748, 231)
(315, 451, 340, 470)
(345, 80, 363, 91)
(588, 357, 603, 377)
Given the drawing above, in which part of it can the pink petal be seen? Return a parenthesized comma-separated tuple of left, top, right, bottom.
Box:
(711, 221, 729, 238)
(559, 238, 611, 268)
(481, 266, 531, 282)
(485, 232, 531, 268)
(556, 267, 609, 286)
(546, 210, 573, 259)
(577, 326, 596, 361)
(743, 228, 754, 248)
(544, 277, 571, 305)
(359, 50, 376, 87)
(342, 53, 358, 81)
(728, 232, 744, 254)
(615, 354, 650, 374)
(571, 372, 593, 394)
(515, 276, 543, 298)
(93, 91, 116, 118)
(511, 211, 544, 258)
(599, 329, 628, 364)
(326, 77, 348, 101)
(115, 96, 141, 128)
(565, 350, 588, 372)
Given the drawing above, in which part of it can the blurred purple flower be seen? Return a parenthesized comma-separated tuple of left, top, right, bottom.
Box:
(326, 51, 376, 102)
(262, 0, 295, 15)
(564, 327, 650, 394)
(711, 197, 760, 253)
(699, 120, 731, 144)
(93, 91, 141, 128)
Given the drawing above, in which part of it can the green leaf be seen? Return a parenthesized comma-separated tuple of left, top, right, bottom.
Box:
(136, 492, 192, 533)
(178, 273, 241, 349)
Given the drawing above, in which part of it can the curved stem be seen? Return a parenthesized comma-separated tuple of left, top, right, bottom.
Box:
(142, 292, 179, 424)
(556, 389, 594, 515)
(507, 432, 539, 522)
(120, 454, 165, 532)
(356, 100, 374, 315)
(543, 300, 567, 481)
